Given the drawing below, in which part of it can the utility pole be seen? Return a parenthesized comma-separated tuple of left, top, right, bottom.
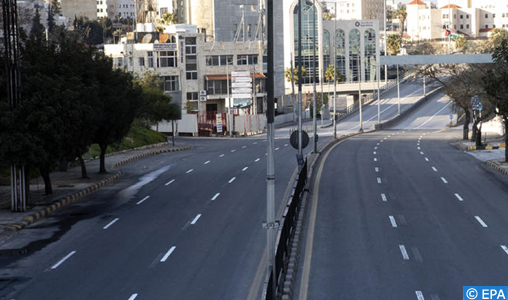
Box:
(397, 64, 400, 115)
(358, 57, 363, 132)
(377, 63, 381, 124)
(312, 0, 317, 153)
(297, 0, 303, 167)
(333, 2, 337, 139)
(383, 0, 387, 84)
(265, 0, 276, 298)
(3, 0, 27, 212)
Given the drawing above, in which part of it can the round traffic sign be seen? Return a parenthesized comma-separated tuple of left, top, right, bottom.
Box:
(290, 130, 309, 150)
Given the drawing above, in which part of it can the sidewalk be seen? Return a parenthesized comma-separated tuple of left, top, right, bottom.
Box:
(0, 141, 191, 243)
(452, 133, 508, 178)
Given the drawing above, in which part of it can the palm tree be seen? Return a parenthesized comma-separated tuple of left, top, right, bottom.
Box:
(396, 6, 407, 37)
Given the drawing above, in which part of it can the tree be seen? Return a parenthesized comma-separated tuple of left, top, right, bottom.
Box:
(135, 72, 181, 126)
(484, 36, 508, 162)
(29, 8, 46, 41)
(423, 64, 494, 143)
(160, 12, 178, 25)
(47, 3, 56, 33)
(395, 5, 407, 37)
(92, 57, 143, 173)
(455, 36, 468, 53)
(324, 65, 345, 83)
(387, 34, 402, 55)
(284, 66, 307, 84)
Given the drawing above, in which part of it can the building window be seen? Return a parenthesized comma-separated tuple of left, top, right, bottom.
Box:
(335, 29, 346, 82)
(206, 55, 233, 66)
(163, 76, 179, 92)
(460, 15, 463, 19)
(467, 15, 469, 19)
(493, 24, 496, 28)
(486, 14, 489, 18)
(460, 24, 464, 29)
(486, 24, 489, 28)
(237, 54, 258, 65)
(185, 37, 198, 80)
(139, 57, 145, 67)
(147, 51, 154, 68)
(364, 29, 376, 82)
(349, 29, 360, 82)
(157, 51, 177, 68)
(493, 14, 496, 18)
(187, 92, 199, 102)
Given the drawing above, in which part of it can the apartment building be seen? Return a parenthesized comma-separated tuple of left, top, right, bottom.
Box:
(406, 0, 508, 41)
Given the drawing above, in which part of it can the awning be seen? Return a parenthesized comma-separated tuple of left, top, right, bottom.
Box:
(205, 73, 266, 80)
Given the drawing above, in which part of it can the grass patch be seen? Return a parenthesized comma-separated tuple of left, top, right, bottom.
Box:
(83, 125, 167, 159)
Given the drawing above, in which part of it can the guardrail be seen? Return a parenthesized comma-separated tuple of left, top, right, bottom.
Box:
(265, 159, 308, 300)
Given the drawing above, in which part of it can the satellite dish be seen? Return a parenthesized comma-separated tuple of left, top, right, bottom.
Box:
(141, 33, 152, 43)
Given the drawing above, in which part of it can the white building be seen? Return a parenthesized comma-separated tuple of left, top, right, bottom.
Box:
(406, 0, 508, 41)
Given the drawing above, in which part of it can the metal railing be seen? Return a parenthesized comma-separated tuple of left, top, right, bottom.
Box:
(266, 159, 307, 300)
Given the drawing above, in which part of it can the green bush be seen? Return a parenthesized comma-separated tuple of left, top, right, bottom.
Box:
(84, 125, 167, 159)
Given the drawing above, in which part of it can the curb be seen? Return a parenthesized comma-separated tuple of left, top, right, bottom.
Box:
(111, 145, 192, 168)
(468, 143, 506, 151)
(487, 160, 508, 178)
(4, 171, 123, 232)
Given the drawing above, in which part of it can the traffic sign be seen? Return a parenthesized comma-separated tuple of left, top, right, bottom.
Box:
(449, 114, 453, 120)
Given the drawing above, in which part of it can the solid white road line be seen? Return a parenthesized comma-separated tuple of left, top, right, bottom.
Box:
(191, 214, 201, 225)
(220, 154, 225, 157)
(128, 294, 138, 300)
(381, 194, 387, 202)
(186, 169, 194, 174)
(165, 179, 175, 186)
(377, 178, 382, 184)
(211, 193, 220, 201)
(204, 160, 210, 164)
(416, 291, 425, 300)
(441, 177, 448, 184)
(137, 196, 150, 205)
(389, 216, 397, 228)
(475, 216, 488, 228)
(432, 167, 438, 172)
(399, 245, 410, 260)
(242, 167, 248, 171)
(455, 193, 464, 201)
(255, 158, 260, 162)
(229, 177, 236, 183)
(501, 245, 508, 256)
(375, 167, 379, 172)
(160, 246, 176, 262)
(103, 218, 119, 230)
(51, 251, 76, 270)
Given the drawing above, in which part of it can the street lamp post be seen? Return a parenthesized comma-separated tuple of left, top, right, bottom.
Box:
(358, 56, 363, 132)
(333, 2, 337, 139)
(227, 61, 233, 137)
(397, 64, 401, 115)
(312, 0, 317, 153)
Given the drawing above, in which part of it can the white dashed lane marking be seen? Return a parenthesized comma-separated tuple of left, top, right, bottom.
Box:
(165, 179, 175, 186)
(204, 160, 210, 165)
(103, 218, 119, 230)
(160, 246, 176, 262)
(455, 193, 464, 201)
(137, 196, 150, 205)
(475, 216, 488, 228)
(389, 216, 397, 228)
(51, 251, 77, 270)
(399, 245, 409, 260)
(381, 194, 387, 202)
(128, 294, 138, 300)
(211, 193, 220, 201)
(228, 177, 236, 183)
(191, 214, 201, 225)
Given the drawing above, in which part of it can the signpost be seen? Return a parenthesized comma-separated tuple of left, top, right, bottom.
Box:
(216, 114, 223, 133)
(231, 71, 252, 109)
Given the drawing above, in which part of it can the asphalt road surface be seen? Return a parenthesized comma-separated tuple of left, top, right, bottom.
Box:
(296, 91, 508, 300)
(0, 80, 440, 300)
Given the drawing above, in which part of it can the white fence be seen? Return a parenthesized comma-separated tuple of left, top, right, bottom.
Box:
(153, 113, 198, 135)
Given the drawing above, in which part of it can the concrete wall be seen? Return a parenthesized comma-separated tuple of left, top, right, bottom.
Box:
(154, 114, 198, 134)
(61, 0, 97, 20)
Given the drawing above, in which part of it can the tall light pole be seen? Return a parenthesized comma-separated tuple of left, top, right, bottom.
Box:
(312, 0, 317, 153)
(265, 0, 276, 298)
(227, 61, 233, 137)
(383, 0, 387, 84)
(297, 0, 303, 166)
(333, 2, 337, 139)
(358, 56, 363, 132)
(397, 64, 400, 115)
(377, 62, 381, 124)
